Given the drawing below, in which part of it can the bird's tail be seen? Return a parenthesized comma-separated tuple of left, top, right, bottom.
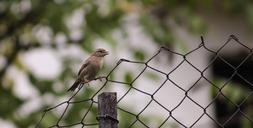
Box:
(67, 79, 80, 91)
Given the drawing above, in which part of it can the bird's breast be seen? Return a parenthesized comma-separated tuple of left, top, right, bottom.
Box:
(100, 59, 104, 68)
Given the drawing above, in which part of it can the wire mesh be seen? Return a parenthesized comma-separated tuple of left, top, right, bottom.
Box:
(36, 35, 253, 128)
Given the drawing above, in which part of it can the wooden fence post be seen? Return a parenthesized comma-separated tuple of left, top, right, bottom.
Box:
(97, 92, 118, 128)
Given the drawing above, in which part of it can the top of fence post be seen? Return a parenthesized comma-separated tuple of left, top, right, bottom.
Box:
(97, 92, 118, 128)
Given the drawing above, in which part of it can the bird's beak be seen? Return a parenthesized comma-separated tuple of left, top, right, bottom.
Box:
(105, 51, 109, 55)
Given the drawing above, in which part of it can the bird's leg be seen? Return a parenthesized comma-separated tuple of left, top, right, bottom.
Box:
(78, 83, 84, 90)
(85, 79, 91, 86)
(98, 76, 103, 82)
(78, 79, 88, 89)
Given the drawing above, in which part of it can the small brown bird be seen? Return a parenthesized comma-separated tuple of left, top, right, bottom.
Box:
(67, 48, 109, 91)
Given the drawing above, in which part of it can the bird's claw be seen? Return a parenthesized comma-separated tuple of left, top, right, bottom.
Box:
(99, 77, 103, 82)
(78, 84, 84, 90)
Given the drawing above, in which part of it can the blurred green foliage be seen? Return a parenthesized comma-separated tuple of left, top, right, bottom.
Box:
(212, 78, 253, 128)
(1, 0, 253, 127)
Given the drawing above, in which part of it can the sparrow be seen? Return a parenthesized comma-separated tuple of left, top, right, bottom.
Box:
(67, 48, 109, 91)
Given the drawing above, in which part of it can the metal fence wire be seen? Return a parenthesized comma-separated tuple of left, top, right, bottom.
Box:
(36, 35, 253, 128)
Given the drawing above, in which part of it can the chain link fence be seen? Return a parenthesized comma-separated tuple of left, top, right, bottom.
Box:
(36, 35, 253, 128)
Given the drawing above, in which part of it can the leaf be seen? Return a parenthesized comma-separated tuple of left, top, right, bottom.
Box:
(0, 87, 23, 118)
(39, 111, 58, 127)
(124, 71, 133, 84)
(119, 107, 136, 127)
(139, 14, 173, 44)
(189, 15, 207, 33)
(246, 5, 253, 30)
(134, 50, 145, 61)
(144, 71, 160, 80)
(14, 56, 26, 70)
(27, 72, 55, 94)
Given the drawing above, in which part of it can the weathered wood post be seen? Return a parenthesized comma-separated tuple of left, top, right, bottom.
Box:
(97, 92, 118, 128)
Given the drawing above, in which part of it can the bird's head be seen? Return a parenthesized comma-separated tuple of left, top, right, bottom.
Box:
(92, 48, 109, 57)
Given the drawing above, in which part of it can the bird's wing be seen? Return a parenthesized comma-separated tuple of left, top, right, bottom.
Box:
(78, 60, 89, 76)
